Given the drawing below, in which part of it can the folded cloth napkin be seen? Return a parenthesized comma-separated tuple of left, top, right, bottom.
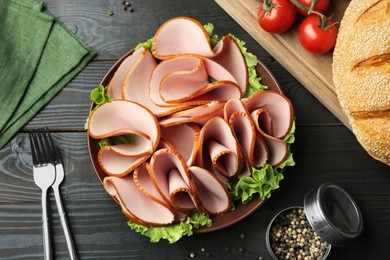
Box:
(0, 0, 96, 148)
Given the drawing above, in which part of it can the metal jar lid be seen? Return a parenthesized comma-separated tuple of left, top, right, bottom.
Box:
(304, 183, 364, 247)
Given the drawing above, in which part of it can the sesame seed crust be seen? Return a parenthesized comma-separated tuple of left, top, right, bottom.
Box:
(333, 0, 390, 166)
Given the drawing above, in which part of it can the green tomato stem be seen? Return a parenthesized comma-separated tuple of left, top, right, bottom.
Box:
(289, 0, 330, 30)
(258, 0, 278, 19)
(289, 0, 322, 17)
(309, 0, 318, 13)
(262, 0, 277, 11)
(289, 0, 309, 12)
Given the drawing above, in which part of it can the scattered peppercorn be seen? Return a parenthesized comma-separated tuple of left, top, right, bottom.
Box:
(269, 208, 330, 260)
(122, 0, 134, 12)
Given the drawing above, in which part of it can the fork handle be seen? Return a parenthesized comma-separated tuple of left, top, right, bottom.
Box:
(53, 186, 79, 260)
(41, 189, 53, 260)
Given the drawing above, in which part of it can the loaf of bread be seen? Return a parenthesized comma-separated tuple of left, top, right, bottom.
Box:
(332, 0, 390, 166)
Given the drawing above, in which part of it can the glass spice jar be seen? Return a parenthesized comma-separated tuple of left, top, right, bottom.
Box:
(266, 206, 331, 260)
(265, 183, 363, 260)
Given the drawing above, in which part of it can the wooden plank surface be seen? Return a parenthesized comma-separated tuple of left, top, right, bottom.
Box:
(214, 0, 351, 129)
(1, 0, 390, 259)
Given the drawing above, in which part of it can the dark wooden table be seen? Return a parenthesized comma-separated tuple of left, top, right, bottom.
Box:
(1, 0, 389, 259)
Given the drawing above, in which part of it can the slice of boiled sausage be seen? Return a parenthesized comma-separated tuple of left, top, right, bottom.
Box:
(160, 123, 200, 166)
(150, 148, 198, 211)
(103, 175, 175, 226)
(244, 91, 294, 139)
(189, 166, 231, 215)
(198, 117, 242, 179)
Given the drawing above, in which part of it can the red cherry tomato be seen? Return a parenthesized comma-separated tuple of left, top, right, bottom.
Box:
(296, 0, 330, 16)
(298, 14, 337, 54)
(257, 0, 296, 34)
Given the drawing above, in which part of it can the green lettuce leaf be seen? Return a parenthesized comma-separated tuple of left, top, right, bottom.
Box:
(283, 120, 296, 144)
(135, 37, 154, 51)
(230, 164, 284, 204)
(128, 212, 212, 244)
(98, 138, 110, 148)
(275, 152, 296, 173)
(90, 85, 112, 105)
(245, 67, 267, 97)
(204, 23, 220, 47)
(98, 135, 136, 148)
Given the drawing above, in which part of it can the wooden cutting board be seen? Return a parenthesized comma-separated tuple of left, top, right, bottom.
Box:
(215, 0, 351, 129)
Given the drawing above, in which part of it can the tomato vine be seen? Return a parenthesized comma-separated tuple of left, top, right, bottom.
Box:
(257, 0, 338, 54)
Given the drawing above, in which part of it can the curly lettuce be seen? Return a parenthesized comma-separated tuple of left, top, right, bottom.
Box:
(98, 135, 136, 148)
(128, 212, 212, 244)
(229, 153, 295, 204)
(135, 37, 154, 51)
(90, 85, 112, 106)
(283, 120, 296, 145)
(204, 23, 221, 47)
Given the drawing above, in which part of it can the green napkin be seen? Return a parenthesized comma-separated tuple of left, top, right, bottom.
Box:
(0, 0, 96, 148)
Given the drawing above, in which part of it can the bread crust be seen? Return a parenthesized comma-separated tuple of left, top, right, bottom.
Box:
(332, 0, 390, 166)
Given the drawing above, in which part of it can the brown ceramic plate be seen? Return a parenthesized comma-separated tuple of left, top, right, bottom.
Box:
(87, 49, 283, 233)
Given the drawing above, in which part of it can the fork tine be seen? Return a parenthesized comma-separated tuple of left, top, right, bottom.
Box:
(37, 129, 47, 164)
(44, 127, 61, 164)
(30, 130, 45, 165)
(29, 130, 39, 165)
(38, 127, 54, 163)
(37, 129, 48, 163)
(40, 128, 55, 164)
(29, 128, 55, 165)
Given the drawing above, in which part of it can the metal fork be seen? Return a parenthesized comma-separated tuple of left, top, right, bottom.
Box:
(45, 129, 79, 260)
(29, 128, 78, 260)
(29, 128, 56, 260)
